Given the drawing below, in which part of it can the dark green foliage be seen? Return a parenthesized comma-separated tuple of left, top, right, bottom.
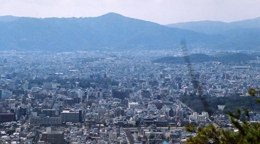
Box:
(185, 124, 196, 133)
(248, 88, 256, 96)
(6, 129, 15, 135)
(180, 95, 260, 114)
(186, 111, 260, 144)
(185, 88, 260, 144)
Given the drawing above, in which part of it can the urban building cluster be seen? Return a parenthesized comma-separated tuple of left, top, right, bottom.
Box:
(0, 50, 259, 144)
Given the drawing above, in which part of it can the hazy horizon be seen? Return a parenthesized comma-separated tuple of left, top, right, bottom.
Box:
(1, 0, 260, 25)
(1, 12, 260, 25)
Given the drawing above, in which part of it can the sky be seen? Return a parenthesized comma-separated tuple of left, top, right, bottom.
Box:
(1, 0, 260, 24)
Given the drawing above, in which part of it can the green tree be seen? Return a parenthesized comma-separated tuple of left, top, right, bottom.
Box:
(76, 122, 82, 127)
(185, 89, 260, 144)
(84, 122, 89, 127)
(6, 129, 15, 135)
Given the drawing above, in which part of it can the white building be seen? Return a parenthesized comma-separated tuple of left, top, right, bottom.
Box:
(128, 102, 138, 109)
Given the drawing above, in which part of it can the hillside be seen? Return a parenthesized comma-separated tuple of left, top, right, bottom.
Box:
(167, 17, 260, 34)
(167, 21, 230, 35)
(1, 13, 260, 51)
(0, 13, 219, 51)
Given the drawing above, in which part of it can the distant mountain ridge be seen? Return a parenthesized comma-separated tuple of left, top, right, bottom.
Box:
(0, 13, 260, 51)
(0, 15, 20, 22)
(0, 13, 219, 51)
(167, 17, 260, 34)
(167, 17, 260, 50)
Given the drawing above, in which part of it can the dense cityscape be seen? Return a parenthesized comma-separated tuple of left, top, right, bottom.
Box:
(0, 50, 259, 144)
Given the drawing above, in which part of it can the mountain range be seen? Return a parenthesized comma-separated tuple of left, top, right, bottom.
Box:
(167, 18, 260, 34)
(0, 13, 260, 51)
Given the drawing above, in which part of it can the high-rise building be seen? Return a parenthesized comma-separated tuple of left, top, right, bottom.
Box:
(178, 110, 183, 121)
(61, 110, 80, 123)
(115, 107, 125, 117)
(0, 113, 15, 123)
(42, 109, 57, 117)
(169, 108, 174, 117)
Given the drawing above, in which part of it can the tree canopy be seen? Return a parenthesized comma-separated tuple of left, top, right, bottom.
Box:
(185, 89, 260, 144)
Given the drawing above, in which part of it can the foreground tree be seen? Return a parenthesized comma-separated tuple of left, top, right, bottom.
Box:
(185, 89, 260, 144)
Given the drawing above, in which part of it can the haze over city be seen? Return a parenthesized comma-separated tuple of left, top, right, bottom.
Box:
(1, 0, 260, 144)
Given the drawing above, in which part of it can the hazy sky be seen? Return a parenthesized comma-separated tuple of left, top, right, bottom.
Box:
(1, 0, 260, 24)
